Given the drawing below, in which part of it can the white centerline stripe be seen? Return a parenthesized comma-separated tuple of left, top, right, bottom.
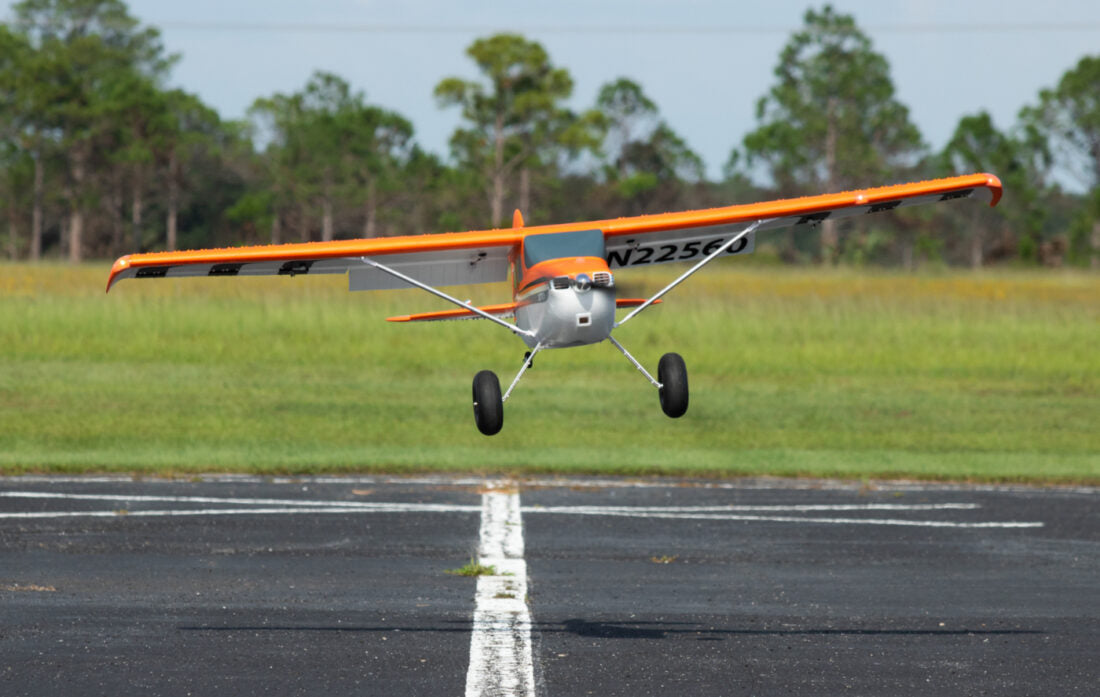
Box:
(466, 489, 536, 697)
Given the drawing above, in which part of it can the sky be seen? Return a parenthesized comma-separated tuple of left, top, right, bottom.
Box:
(5, 0, 1100, 180)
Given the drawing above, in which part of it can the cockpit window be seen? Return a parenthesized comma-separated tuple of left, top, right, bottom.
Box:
(523, 229, 605, 268)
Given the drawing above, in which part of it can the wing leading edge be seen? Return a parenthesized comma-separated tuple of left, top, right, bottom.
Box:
(106, 173, 1001, 292)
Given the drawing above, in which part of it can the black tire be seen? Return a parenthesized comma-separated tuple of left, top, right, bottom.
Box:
(658, 353, 689, 418)
(472, 370, 503, 436)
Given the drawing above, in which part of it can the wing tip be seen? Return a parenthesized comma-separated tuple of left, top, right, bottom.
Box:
(106, 256, 132, 293)
(983, 173, 1004, 207)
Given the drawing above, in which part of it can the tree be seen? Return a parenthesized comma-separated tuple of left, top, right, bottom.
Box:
(733, 5, 924, 262)
(298, 73, 356, 242)
(597, 78, 657, 176)
(13, 0, 174, 261)
(158, 89, 224, 251)
(939, 111, 1046, 266)
(248, 71, 415, 241)
(98, 70, 170, 254)
(250, 71, 416, 243)
(248, 90, 311, 242)
(0, 26, 29, 258)
(1020, 55, 1100, 266)
(1021, 55, 1100, 191)
(349, 107, 414, 236)
(0, 23, 50, 259)
(435, 33, 576, 227)
(298, 74, 415, 238)
(594, 78, 703, 215)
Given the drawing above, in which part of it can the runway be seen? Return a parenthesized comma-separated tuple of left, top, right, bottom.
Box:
(1, 475, 1096, 695)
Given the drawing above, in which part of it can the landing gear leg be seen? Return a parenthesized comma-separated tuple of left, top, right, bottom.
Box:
(503, 343, 543, 402)
(472, 343, 544, 436)
(607, 337, 689, 418)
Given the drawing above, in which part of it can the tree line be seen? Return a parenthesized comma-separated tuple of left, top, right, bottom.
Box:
(1, 1, 1098, 268)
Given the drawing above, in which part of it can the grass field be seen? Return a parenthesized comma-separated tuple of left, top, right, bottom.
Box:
(1, 261, 1097, 483)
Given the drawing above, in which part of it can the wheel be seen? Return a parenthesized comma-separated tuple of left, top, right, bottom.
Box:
(658, 353, 689, 418)
(472, 370, 503, 436)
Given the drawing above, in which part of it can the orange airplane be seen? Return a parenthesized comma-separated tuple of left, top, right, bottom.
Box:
(108, 173, 1001, 435)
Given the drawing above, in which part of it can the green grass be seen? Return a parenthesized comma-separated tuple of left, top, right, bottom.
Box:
(1, 262, 1097, 483)
(444, 558, 502, 577)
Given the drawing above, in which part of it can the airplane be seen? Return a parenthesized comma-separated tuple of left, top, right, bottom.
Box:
(107, 172, 1002, 435)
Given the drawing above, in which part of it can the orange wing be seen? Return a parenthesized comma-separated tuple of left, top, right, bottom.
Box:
(599, 173, 1002, 269)
(107, 173, 1000, 292)
(106, 228, 525, 292)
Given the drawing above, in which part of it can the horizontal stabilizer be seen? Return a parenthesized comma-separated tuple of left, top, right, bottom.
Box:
(387, 302, 520, 323)
(387, 297, 661, 323)
(616, 298, 661, 309)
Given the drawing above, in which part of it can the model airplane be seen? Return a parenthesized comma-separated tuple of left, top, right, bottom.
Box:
(108, 173, 1001, 435)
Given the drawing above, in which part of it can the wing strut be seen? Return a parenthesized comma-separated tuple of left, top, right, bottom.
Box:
(502, 342, 544, 402)
(358, 257, 535, 339)
(607, 336, 661, 389)
(613, 218, 770, 329)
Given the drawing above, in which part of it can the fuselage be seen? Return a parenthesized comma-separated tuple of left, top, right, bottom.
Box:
(511, 230, 616, 349)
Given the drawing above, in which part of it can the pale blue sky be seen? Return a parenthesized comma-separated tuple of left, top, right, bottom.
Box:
(6, 0, 1100, 179)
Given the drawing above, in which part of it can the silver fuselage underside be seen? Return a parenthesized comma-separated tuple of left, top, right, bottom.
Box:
(514, 285, 616, 349)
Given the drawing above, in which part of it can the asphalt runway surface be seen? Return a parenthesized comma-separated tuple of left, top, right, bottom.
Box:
(1, 475, 1096, 696)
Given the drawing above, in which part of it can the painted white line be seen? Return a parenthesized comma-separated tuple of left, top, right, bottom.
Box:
(527, 503, 982, 513)
(0, 491, 480, 512)
(0, 507, 378, 519)
(2, 474, 1095, 495)
(0, 476, 142, 483)
(524, 509, 1044, 528)
(0, 492, 1042, 528)
(465, 488, 535, 697)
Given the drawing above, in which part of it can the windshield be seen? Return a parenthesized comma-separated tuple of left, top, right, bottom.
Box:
(523, 229, 605, 268)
